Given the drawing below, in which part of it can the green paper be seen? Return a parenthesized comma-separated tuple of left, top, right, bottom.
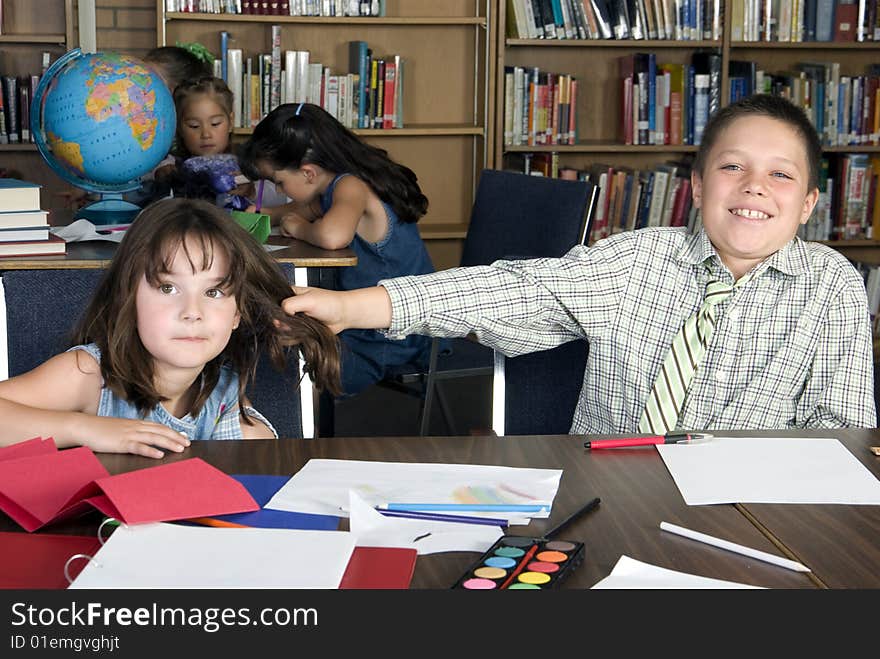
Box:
(231, 210, 271, 244)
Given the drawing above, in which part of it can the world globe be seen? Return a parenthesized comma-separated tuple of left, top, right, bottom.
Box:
(31, 49, 176, 223)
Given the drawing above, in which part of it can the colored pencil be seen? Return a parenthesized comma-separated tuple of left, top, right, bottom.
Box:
(376, 508, 508, 527)
(382, 503, 548, 513)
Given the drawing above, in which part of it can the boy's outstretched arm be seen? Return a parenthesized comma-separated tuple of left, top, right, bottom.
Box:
(282, 285, 392, 335)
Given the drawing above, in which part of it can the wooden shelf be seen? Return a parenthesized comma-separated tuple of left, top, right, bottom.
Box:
(504, 143, 699, 153)
(821, 241, 880, 266)
(0, 144, 38, 151)
(165, 13, 487, 26)
(0, 34, 67, 44)
(232, 125, 485, 137)
(506, 39, 721, 48)
(419, 223, 469, 240)
(730, 41, 880, 49)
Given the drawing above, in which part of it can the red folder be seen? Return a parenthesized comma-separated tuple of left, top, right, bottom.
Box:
(339, 546, 418, 589)
(0, 441, 258, 531)
(0, 532, 101, 589)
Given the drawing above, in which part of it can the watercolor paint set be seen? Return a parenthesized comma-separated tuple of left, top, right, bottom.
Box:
(452, 535, 585, 590)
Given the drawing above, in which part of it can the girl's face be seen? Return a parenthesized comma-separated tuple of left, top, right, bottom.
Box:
(265, 164, 320, 204)
(178, 95, 232, 157)
(135, 238, 240, 381)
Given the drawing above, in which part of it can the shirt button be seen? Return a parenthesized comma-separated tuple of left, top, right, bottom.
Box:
(715, 370, 727, 382)
(727, 309, 740, 323)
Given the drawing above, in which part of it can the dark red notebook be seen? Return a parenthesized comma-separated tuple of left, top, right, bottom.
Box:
(0, 532, 101, 589)
(339, 546, 418, 589)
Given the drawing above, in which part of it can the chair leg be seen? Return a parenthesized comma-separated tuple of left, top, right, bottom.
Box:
(317, 390, 335, 438)
(434, 384, 457, 436)
(418, 338, 442, 436)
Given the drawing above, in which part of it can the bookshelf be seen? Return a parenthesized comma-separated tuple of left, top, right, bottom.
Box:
(158, 1, 495, 270)
(492, 0, 880, 256)
(0, 0, 74, 213)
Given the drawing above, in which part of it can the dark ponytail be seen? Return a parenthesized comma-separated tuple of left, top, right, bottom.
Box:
(239, 103, 429, 223)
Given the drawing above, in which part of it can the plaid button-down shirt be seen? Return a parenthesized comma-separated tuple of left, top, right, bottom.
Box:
(381, 228, 876, 433)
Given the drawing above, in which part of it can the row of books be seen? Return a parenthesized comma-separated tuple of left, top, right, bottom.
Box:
(802, 153, 880, 241)
(507, 155, 697, 243)
(727, 61, 880, 146)
(0, 179, 65, 258)
(731, 0, 880, 42)
(506, 0, 723, 41)
(165, 0, 385, 15)
(503, 67, 579, 146)
(218, 29, 402, 129)
(618, 52, 721, 146)
(0, 55, 51, 145)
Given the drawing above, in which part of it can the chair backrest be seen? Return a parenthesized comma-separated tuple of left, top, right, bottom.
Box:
(470, 171, 597, 436)
(1, 267, 303, 438)
(461, 169, 598, 266)
(499, 340, 589, 436)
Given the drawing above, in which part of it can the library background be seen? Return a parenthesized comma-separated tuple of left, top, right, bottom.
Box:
(2, 0, 880, 359)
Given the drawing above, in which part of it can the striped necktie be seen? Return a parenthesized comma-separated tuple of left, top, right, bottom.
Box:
(638, 278, 735, 435)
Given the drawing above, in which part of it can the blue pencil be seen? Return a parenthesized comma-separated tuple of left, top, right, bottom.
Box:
(382, 503, 549, 514)
(376, 508, 508, 527)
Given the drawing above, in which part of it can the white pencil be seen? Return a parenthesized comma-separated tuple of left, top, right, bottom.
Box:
(660, 521, 811, 573)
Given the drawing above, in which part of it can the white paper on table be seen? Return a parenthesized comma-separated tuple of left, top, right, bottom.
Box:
(68, 523, 355, 589)
(51, 219, 128, 243)
(591, 555, 764, 589)
(348, 490, 502, 555)
(265, 459, 562, 519)
(657, 436, 880, 506)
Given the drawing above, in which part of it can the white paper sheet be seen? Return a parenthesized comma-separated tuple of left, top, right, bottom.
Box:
(51, 219, 128, 243)
(657, 436, 880, 506)
(348, 490, 502, 555)
(265, 459, 561, 519)
(68, 523, 355, 589)
(591, 555, 763, 589)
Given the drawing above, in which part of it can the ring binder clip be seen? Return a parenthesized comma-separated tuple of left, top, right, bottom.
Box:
(98, 517, 119, 545)
(64, 553, 99, 584)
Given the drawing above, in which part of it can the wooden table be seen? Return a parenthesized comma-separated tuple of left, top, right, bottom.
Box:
(16, 432, 874, 590)
(0, 236, 357, 271)
(732, 428, 880, 589)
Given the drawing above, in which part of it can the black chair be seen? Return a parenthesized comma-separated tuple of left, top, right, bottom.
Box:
(1, 268, 304, 438)
(377, 169, 599, 436)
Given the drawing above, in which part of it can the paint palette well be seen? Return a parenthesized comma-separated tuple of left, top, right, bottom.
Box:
(452, 536, 585, 590)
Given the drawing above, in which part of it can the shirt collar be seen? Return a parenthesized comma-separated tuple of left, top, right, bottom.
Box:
(677, 229, 811, 279)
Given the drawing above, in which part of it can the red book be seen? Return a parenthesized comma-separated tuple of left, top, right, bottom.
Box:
(382, 60, 397, 129)
(835, 1, 859, 41)
(0, 532, 100, 589)
(339, 546, 418, 589)
(0, 234, 66, 259)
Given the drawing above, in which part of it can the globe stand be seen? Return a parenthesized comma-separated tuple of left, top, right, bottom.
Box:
(75, 193, 141, 226)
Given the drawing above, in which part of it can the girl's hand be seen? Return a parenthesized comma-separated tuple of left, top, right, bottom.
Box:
(280, 212, 309, 238)
(74, 415, 191, 459)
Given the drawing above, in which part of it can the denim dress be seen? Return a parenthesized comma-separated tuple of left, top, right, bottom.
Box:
(67, 344, 276, 439)
(321, 174, 436, 396)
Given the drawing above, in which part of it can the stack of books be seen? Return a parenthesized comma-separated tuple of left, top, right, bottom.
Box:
(0, 179, 65, 257)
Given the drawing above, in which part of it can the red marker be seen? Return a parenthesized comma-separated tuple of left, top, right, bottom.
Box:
(583, 433, 713, 450)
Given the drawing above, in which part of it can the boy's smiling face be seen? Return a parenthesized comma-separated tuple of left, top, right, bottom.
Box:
(691, 114, 819, 279)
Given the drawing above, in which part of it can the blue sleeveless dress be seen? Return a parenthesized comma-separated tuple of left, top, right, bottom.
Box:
(321, 174, 436, 396)
(68, 344, 276, 440)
